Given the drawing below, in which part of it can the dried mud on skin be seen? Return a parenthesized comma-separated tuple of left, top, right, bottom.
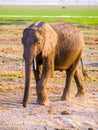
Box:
(0, 25, 98, 130)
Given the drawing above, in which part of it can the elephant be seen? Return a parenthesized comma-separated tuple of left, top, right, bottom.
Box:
(22, 21, 85, 107)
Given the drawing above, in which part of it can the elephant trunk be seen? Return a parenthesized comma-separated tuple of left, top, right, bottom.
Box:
(23, 59, 32, 108)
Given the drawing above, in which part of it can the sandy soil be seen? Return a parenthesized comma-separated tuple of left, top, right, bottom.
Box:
(0, 24, 98, 130)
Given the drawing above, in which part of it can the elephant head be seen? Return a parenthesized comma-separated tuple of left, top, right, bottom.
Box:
(22, 22, 57, 107)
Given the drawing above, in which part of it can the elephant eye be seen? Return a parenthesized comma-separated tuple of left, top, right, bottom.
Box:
(37, 42, 41, 51)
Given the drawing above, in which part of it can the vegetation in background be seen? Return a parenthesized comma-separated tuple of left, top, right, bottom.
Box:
(0, 7, 98, 25)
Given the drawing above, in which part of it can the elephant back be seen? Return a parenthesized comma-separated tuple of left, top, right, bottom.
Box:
(49, 21, 84, 51)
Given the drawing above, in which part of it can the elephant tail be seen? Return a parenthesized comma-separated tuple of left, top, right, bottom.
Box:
(80, 58, 88, 80)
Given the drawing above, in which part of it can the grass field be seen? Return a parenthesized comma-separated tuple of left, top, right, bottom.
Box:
(0, 7, 98, 25)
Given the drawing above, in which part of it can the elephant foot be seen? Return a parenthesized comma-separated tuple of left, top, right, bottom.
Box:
(75, 91, 86, 97)
(37, 92, 49, 105)
(37, 98, 49, 105)
(61, 93, 71, 101)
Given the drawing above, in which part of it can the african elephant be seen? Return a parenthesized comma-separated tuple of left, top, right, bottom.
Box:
(22, 21, 85, 107)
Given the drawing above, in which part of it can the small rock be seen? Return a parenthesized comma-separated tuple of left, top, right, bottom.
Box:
(48, 109, 52, 114)
(61, 110, 70, 115)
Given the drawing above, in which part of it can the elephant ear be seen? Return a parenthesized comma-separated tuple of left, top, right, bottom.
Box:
(42, 23, 58, 57)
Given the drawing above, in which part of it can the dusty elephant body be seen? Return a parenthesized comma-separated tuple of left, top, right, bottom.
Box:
(22, 21, 85, 107)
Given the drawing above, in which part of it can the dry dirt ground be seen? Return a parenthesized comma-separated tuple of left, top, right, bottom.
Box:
(0, 24, 98, 130)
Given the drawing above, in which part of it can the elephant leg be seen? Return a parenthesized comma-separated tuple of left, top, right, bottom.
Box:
(33, 65, 48, 105)
(36, 77, 49, 105)
(33, 64, 48, 105)
(36, 57, 51, 105)
(74, 67, 85, 97)
(33, 65, 42, 83)
(62, 51, 82, 101)
(61, 68, 75, 101)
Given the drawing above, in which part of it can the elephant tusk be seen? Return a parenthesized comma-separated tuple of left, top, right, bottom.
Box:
(34, 58, 36, 70)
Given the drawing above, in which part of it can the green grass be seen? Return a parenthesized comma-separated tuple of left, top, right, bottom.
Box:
(0, 7, 98, 25)
(0, 7, 98, 16)
(0, 70, 24, 80)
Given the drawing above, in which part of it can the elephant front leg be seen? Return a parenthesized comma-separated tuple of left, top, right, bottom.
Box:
(33, 64, 48, 105)
(33, 65, 42, 84)
(36, 57, 51, 105)
(36, 79, 49, 105)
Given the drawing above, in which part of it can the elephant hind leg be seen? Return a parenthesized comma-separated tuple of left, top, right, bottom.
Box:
(61, 63, 79, 101)
(74, 67, 86, 97)
(61, 51, 82, 101)
(61, 69, 73, 101)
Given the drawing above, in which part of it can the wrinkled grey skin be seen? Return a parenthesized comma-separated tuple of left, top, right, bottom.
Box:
(22, 21, 85, 107)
